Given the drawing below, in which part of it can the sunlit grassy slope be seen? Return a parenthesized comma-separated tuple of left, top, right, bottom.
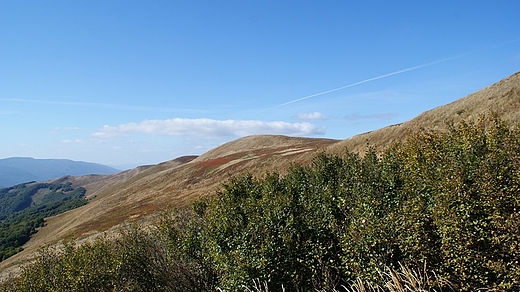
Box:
(0, 71, 518, 279)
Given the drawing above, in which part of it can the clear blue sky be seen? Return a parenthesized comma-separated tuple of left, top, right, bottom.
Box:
(1, 1, 519, 168)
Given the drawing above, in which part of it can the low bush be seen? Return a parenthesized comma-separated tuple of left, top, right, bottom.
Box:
(2, 116, 518, 291)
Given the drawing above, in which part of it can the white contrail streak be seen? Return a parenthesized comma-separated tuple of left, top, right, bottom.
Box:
(264, 51, 473, 111)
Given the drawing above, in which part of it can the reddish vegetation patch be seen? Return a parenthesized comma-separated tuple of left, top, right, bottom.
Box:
(196, 154, 241, 169)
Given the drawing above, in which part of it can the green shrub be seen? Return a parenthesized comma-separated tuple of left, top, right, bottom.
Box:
(3, 116, 519, 291)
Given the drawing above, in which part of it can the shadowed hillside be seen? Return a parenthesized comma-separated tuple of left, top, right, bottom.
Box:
(0, 182, 87, 261)
(0, 72, 519, 280)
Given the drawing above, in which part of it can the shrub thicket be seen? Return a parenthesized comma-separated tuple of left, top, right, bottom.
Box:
(2, 116, 519, 291)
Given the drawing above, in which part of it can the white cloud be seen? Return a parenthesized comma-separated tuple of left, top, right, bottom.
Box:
(296, 112, 327, 121)
(93, 118, 326, 138)
(62, 139, 102, 144)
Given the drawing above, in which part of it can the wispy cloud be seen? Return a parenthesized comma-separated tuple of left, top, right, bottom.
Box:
(93, 118, 326, 138)
(344, 113, 398, 121)
(0, 98, 202, 113)
(61, 139, 85, 144)
(296, 112, 327, 121)
(62, 138, 102, 144)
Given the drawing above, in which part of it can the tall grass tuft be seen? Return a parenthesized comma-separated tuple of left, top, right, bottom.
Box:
(236, 263, 451, 292)
(342, 263, 451, 292)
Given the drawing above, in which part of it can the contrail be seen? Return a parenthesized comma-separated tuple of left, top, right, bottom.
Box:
(264, 51, 474, 111)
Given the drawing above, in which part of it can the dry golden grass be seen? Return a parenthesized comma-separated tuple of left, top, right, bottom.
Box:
(327, 71, 520, 156)
(1, 71, 519, 280)
(0, 137, 338, 278)
(237, 263, 451, 291)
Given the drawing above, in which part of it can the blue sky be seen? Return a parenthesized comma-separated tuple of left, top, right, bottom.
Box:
(1, 1, 519, 169)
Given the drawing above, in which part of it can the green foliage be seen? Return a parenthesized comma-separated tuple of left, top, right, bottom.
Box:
(391, 118, 520, 290)
(0, 182, 87, 261)
(2, 116, 519, 291)
(3, 226, 174, 292)
(0, 182, 40, 217)
(158, 207, 218, 291)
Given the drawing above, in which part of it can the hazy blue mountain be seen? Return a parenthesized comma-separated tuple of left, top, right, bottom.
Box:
(0, 157, 120, 188)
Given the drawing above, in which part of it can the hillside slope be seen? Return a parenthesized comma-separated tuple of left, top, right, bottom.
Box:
(328, 71, 520, 155)
(0, 137, 338, 275)
(0, 182, 87, 260)
(1, 71, 519, 278)
(36, 137, 337, 240)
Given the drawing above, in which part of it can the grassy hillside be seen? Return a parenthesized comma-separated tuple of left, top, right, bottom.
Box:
(0, 72, 519, 283)
(2, 116, 518, 291)
(328, 71, 520, 155)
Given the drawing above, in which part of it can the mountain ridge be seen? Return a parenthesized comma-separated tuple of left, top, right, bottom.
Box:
(0, 157, 120, 188)
(1, 71, 519, 279)
(327, 71, 520, 155)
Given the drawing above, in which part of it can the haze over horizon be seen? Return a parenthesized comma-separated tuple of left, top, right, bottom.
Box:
(1, 1, 519, 168)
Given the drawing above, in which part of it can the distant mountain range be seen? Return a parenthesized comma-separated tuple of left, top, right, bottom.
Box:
(0, 157, 120, 188)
